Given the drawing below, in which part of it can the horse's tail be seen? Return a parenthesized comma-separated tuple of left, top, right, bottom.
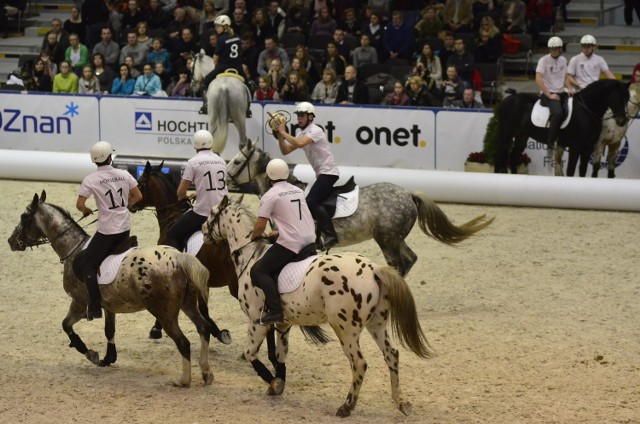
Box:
(375, 265, 435, 359)
(411, 192, 495, 246)
(176, 252, 210, 304)
(210, 82, 229, 153)
(300, 325, 332, 345)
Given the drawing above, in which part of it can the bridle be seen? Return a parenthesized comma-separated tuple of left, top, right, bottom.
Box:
(135, 171, 191, 226)
(227, 146, 257, 186)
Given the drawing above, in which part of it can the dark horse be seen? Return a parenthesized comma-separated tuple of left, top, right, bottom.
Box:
(494, 79, 630, 176)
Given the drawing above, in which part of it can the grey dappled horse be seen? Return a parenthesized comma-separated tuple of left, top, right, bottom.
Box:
(8, 191, 217, 386)
(203, 195, 435, 417)
(227, 140, 495, 276)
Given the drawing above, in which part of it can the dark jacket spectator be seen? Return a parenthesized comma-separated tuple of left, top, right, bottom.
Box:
(336, 65, 369, 104)
(383, 11, 414, 61)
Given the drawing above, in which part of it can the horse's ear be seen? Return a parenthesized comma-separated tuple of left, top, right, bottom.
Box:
(237, 194, 244, 204)
(220, 195, 229, 209)
(30, 193, 39, 209)
(155, 160, 165, 171)
(40, 190, 46, 203)
(144, 161, 152, 175)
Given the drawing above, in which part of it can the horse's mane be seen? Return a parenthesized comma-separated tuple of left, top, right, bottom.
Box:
(150, 170, 191, 212)
(47, 203, 87, 236)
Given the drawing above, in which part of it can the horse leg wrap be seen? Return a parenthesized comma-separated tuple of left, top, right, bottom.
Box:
(275, 362, 286, 382)
(251, 359, 274, 384)
(67, 331, 89, 354)
(100, 343, 117, 367)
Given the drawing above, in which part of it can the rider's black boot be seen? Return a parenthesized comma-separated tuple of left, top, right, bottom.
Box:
(84, 271, 102, 320)
(315, 206, 339, 250)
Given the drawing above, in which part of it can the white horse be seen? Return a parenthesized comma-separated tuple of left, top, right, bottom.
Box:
(191, 51, 251, 152)
(203, 195, 435, 417)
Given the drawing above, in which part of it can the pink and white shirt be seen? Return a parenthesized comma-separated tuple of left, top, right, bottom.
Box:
(296, 123, 339, 177)
(536, 54, 568, 94)
(183, 150, 228, 217)
(567, 52, 610, 89)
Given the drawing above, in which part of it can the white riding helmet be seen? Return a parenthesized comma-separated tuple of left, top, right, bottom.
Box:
(580, 34, 597, 45)
(266, 158, 289, 181)
(193, 129, 214, 150)
(214, 15, 231, 27)
(90, 141, 113, 163)
(294, 101, 315, 116)
(547, 36, 563, 48)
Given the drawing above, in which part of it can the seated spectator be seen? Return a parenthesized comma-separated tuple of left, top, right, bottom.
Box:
(447, 36, 474, 85)
(310, 6, 336, 36)
(136, 21, 153, 51)
(336, 65, 369, 104)
(65, 33, 89, 76)
(368, 0, 391, 18)
(154, 62, 172, 90)
(472, 0, 497, 30)
(147, 37, 173, 76)
(285, 5, 308, 34)
(256, 35, 290, 76)
(337, 7, 361, 36)
(362, 12, 385, 61)
(119, 29, 149, 71)
(79, 64, 100, 93)
(290, 57, 309, 87)
(167, 7, 197, 41)
(168, 27, 199, 71)
(333, 28, 351, 63)
(450, 86, 484, 108)
(438, 31, 456, 68)
(265, 58, 287, 93)
(631, 63, 640, 83)
(321, 41, 347, 80)
(280, 70, 309, 102)
(478, 15, 500, 40)
(253, 75, 280, 101)
(475, 29, 503, 63)
(42, 34, 65, 71)
(406, 75, 440, 107)
(145, 0, 170, 31)
(381, 80, 410, 106)
(440, 65, 466, 107)
(231, 7, 251, 36)
(202, 31, 218, 56)
(414, 6, 445, 44)
(134, 62, 163, 95)
(92, 53, 114, 93)
(250, 7, 275, 47)
(39, 49, 58, 77)
(310, 68, 340, 104)
(442, 0, 474, 33)
(32, 59, 53, 92)
(417, 42, 443, 87)
(124, 55, 141, 78)
(53, 60, 79, 93)
(383, 10, 414, 62)
(500, 0, 526, 34)
(293, 45, 320, 88)
(41, 18, 70, 58)
(352, 34, 378, 69)
(167, 67, 192, 97)
(121, 0, 146, 34)
(200, 0, 218, 34)
(63, 7, 86, 44)
(527, 0, 554, 48)
(266, 0, 286, 41)
(93, 27, 120, 71)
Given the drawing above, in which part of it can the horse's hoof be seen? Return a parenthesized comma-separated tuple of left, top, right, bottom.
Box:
(171, 379, 190, 388)
(202, 371, 214, 386)
(85, 350, 100, 365)
(335, 404, 351, 417)
(217, 329, 232, 345)
(399, 401, 412, 416)
(149, 328, 163, 339)
(266, 378, 284, 396)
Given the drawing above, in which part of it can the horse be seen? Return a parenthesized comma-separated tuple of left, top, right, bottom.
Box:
(130, 161, 239, 341)
(202, 195, 435, 417)
(226, 140, 495, 277)
(494, 79, 630, 176)
(590, 81, 640, 178)
(191, 51, 252, 152)
(8, 191, 217, 387)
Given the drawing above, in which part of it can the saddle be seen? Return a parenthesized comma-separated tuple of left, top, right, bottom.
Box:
(321, 176, 357, 219)
(531, 94, 573, 129)
(252, 242, 319, 294)
(216, 68, 245, 83)
(72, 236, 138, 283)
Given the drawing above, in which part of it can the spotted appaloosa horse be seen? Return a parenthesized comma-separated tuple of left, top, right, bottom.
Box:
(226, 140, 495, 276)
(8, 191, 217, 387)
(203, 195, 435, 417)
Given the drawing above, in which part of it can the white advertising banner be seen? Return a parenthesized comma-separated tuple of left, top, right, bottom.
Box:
(262, 103, 437, 170)
(0, 92, 100, 152)
(99, 96, 263, 160)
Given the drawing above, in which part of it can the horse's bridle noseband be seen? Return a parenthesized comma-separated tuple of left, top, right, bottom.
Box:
(227, 147, 256, 185)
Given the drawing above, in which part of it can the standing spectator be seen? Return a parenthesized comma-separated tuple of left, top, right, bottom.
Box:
(332, 28, 351, 63)
(624, 0, 640, 25)
(136, 21, 152, 51)
(450, 87, 484, 108)
(134, 62, 163, 95)
(120, 29, 149, 71)
(65, 33, 89, 76)
(267, 1, 286, 41)
(41, 18, 70, 55)
(257, 35, 290, 76)
(250, 7, 275, 48)
(79, 64, 100, 94)
(414, 6, 445, 44)
(167, 67, 192, 96)
(200, 0, 218, 34)
(154, 62, 172, 90)
(53, 60, 79, 93)
(63, 7, 86, 44)
(42, 33, 66, 70)
(336, 65, 368, 104)
(442, 0, 474, 33)
(124, 55, 141, 78)
(111, 63, 136, 94)
(265, 58, 287, 93)
(147, 37, 173, 75)
(447, 36, 474, 85)
(565, 35, 616, 91)
(253, 74, 280, 101)
(321, 40, 346, 79)
(81, 0, 109, 48)
(121, 0, 146, 34)
(280, 70, 309, 101)
(284, 5, 308, 35)
(93, 53, 114, 93)
(382, 80, 410, 105)
(406, 75, 440, 107)
(383, 10, 414, 62)
(362, 12, 384, 61)
(32, 59, 53, 92)
(93, 27, 120, 71)
(310, 68, 340, 103)
(440, 65, 466, 107)
(352, 33, 378, 69)
(500, 0, 526, 34)
(310, 6, 336, 36)
(240, 33, 260, 80)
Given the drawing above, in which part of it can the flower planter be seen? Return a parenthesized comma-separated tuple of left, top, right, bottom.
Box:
(464, 162, 529, 174)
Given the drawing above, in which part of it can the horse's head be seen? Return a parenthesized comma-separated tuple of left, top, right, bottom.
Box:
(8, 191, 49, 251)
(227, 138, 270, 186)
(131, 160, 184, 213)
(190, 50, 215, 92)
(203, 195, 233, 244)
